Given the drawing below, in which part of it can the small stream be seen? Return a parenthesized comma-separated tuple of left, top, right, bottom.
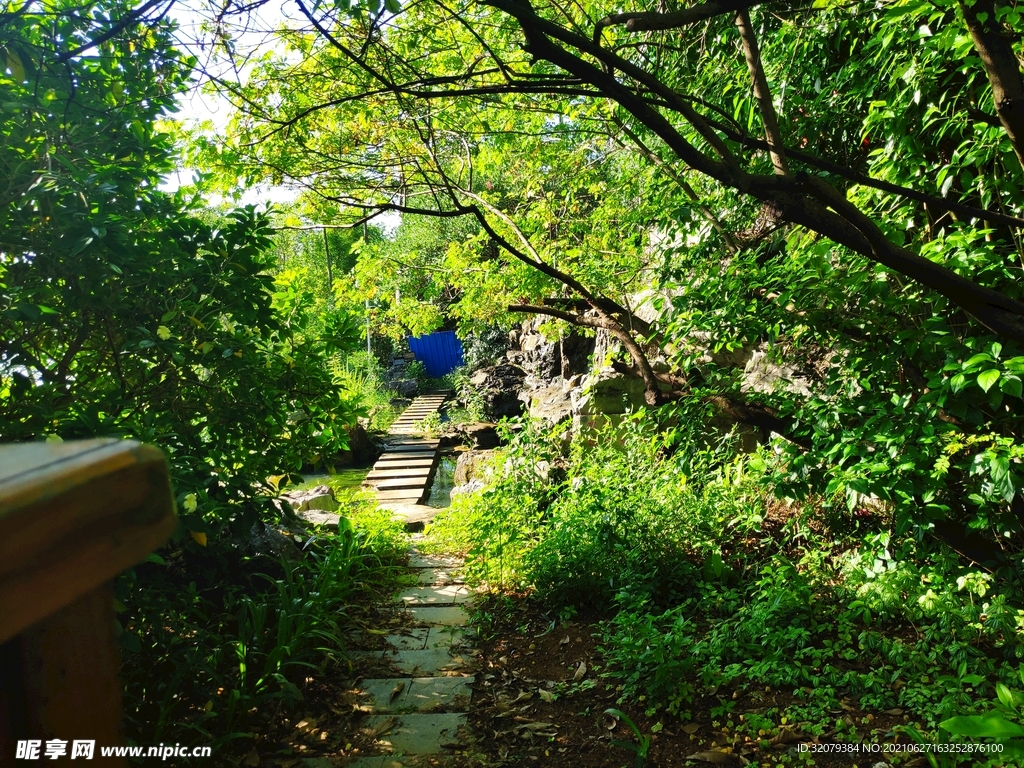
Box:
(296, 467, 370, 495)
(425, 456, 456, 508)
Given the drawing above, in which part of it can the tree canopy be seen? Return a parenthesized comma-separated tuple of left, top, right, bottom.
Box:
(184, 0, 1024, 553)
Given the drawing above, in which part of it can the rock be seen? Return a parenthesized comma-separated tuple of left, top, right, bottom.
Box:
(450, 478, 485, 498)
(462, 423, 501, 449)
(240, 522, 302, 561)
(337, 422, 382, 466)
(523, 379, 573, 424)
(466, 363, 525, 420)
(390, 378, 419, 398)
(282, 484, 339, 513)
(296, 510, 341, 529)
(453, 449, 497, 486)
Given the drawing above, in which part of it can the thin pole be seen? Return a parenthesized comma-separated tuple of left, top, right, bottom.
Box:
(323, 227, 333, 296)
(363, 221, 371, 354)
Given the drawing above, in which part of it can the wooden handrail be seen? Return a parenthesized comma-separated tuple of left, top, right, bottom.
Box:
(0, 439, 177, 765)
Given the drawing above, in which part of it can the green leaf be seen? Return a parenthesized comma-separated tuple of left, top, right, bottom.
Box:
(1000, 376, 1022, 399)
(977, 369, 1001, 392)
(940, 712, 1024, 739)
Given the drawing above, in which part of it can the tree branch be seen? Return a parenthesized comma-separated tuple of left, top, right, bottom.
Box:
(594, 0, 759, 42)
(734, 8, 788, 175)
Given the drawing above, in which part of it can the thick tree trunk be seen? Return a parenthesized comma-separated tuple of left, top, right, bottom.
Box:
(959, 0, 1024, 172)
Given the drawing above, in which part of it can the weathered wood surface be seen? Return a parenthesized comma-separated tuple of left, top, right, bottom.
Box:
(0, 439, 177, 643)
(0, 439, 176, 765)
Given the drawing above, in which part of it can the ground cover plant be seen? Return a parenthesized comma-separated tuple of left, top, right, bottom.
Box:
(427, 412, 1024, 763)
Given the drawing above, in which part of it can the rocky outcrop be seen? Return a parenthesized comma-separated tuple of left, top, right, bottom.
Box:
(386, 353, 420, 398)
(453, 449, 497, 486)
(468, 364, 525, 420)
(507, 318, 595, 380)
(282, 485, 338, 513)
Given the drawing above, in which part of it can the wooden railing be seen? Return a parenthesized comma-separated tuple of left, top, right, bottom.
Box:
(0, 440, 176, 765)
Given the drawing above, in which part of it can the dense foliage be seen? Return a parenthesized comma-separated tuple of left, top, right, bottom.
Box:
(198, 0, 1024, 561)
(0, 0, 363, 538)
(428, 413, 1024, 760)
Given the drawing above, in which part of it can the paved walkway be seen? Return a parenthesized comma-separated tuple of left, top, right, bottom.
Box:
(348, 544, 475, 767)
(364, 393, 451, 530)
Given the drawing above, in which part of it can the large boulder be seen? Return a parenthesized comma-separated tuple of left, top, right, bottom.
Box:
(390, 378, 419, 398)
(337, 422, 382, 466)
(453, 449, 497, 486)
(521, 377, 574, 425)
(468, 363, 525, 420)
(282, 484, 339, 513)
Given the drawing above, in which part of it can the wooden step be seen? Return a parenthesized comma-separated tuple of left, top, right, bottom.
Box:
(367, 466, 433, 477)
(374, 459, 436, 468)
(374, 489, 427, 502)
(376, 455, 436, 464)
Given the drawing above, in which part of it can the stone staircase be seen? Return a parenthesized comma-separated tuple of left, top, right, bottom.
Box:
(348, 546, 476, 767)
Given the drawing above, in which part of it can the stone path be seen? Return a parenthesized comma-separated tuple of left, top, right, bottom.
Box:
(348, 545, 475, 767)
(364, 393, 452, 530)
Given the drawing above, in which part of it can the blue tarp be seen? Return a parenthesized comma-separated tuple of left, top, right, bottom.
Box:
(408, 331, 465, 378)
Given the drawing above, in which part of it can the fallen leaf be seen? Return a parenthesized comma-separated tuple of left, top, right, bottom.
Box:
(523, 721, 557, 731)
(538, 689, 556, 703)
(883, 707, 905, 715)
(389, 682, 405, 703)
(243, 749, 260, 766)
(683, 723, 700, 734)
(559, 635, 570, 646)
(686, 750, 737, 765)
(573, 662, 587, 681)
(364, 716, 396, 738)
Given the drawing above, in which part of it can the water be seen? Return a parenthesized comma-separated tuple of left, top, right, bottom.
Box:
(296, 467, 370, 495)
(426, 456, 456, 508)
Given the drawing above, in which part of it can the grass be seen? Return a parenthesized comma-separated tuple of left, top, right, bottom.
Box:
(118, 497, 407, 761)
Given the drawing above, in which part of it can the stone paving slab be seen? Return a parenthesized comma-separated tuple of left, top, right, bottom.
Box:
(384, 628, 430, 650)
(423, 626, 472, 649)
(347, 758, 464, 768)
(407, 606, 471, 626)
(398, 585, 471, 605)
(383, 647, 470, 676)
(385, 504, 441, 528)
(416, 567, 463, 585)
(407, 552, 463, 569)
(359, 676, 474, 712)
(406, 676, 474, 710)
(362, 713, 468, 754)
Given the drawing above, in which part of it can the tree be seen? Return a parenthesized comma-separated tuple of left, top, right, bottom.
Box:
(194, 0, 1024, 549)
(0, 0, 362, 538)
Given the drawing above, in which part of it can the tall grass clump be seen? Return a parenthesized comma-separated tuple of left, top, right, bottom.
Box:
(119, 506, 407, 757)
